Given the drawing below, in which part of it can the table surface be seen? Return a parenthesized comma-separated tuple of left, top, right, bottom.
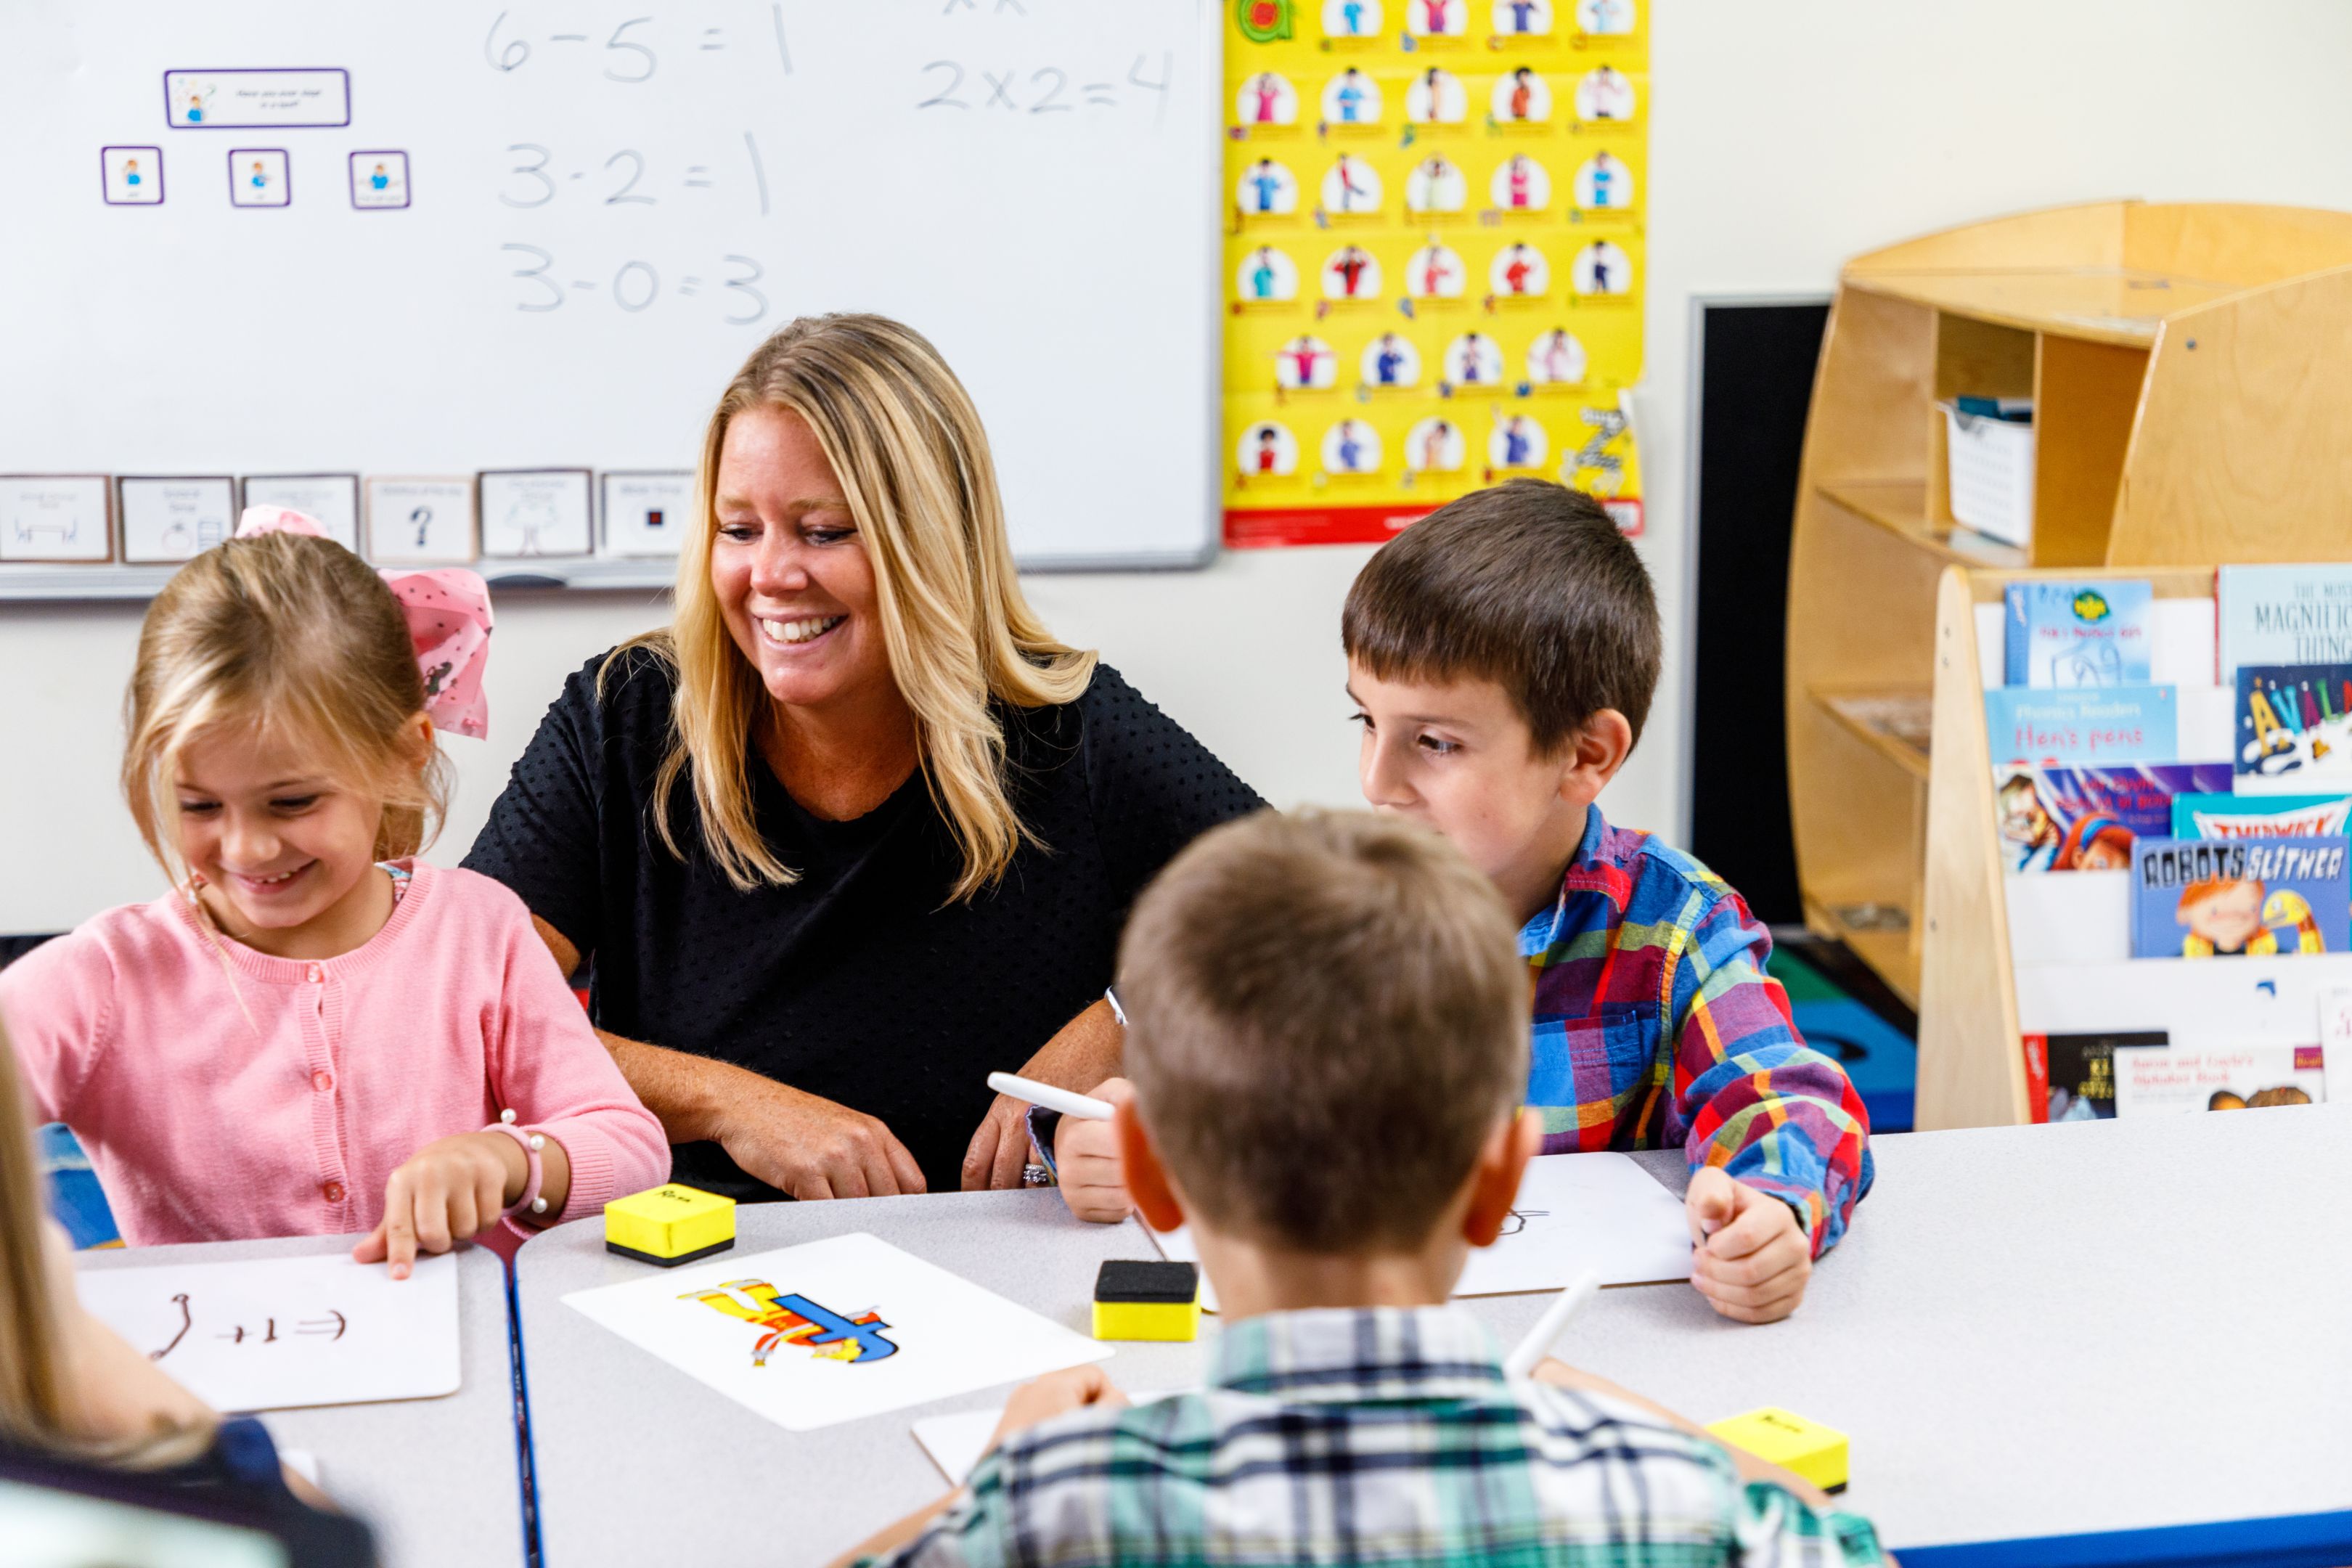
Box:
(78, 1234, 526, 1568)
(515, 1105, 2352, 1567)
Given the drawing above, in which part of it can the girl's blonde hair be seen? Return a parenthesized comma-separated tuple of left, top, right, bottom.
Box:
(122, 531, 451, 883)
(0, 1024, 213, 1465)
(616, 314, 1096, 902)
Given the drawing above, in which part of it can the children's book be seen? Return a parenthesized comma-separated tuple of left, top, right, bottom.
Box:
(1984, 686, 2177, 767)
(2021, 1030, 2167, 1122)
(2003, 581, 2152, 687)
(1993, 764, 2232, 873)
(2110, 1043, 2327, 1114)
(2322, 990, 2352, 1101)
(2128, 837, 2351, 959)
(2232, 663, 2352, 791)
(2170, 791, 2352, 841)
(2216, 563, 2352, 682)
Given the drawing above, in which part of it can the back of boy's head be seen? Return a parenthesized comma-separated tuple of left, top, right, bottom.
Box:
(1342, 479, 1659, 752)
(1117, 809, 1528, 1254)
(123, 531, 449, 876)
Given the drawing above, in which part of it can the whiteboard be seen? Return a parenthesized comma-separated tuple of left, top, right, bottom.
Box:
(0, 1, 1222, 571)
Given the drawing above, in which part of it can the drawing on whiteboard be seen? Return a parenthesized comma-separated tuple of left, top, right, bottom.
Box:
(681, 1281, 898, 1367)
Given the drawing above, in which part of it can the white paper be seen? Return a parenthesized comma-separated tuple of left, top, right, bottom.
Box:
(1150, 1152, 1690, 1311)
(2322, 991, 2352, 1101)
(602, 470, 695, 558)
(0, 475, 111, 561)
(240, 475, 359, 552)
(914, 1388, 1185, 1486)
(119, 477, 234, 563)
(364, 478, 475, 564)
(563, 1232, 1111, 1433)
(480, 469, 594, 559)
(73, 1253, 460, 1413)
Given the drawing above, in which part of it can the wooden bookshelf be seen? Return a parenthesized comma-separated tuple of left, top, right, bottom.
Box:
(1786, 200, 2352, 1017)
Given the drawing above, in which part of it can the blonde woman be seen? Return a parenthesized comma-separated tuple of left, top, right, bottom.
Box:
(465, 316, 1260, 1201)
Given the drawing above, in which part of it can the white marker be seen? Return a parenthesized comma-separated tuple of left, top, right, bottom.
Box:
(987, 1071, 1114, 1122)
(1503, 1268, 1603, 1381)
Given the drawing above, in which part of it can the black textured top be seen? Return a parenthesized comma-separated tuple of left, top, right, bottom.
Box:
(462, 650, 1263, 1198)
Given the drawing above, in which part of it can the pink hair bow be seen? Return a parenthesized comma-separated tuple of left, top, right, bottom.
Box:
(236, 506, 494, 740)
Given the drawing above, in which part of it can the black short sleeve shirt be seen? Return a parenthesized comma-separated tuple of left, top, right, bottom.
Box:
(462, 650, 1264, 1197)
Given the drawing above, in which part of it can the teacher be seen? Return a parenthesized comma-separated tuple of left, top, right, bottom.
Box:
(464, 314, 1261, 1201)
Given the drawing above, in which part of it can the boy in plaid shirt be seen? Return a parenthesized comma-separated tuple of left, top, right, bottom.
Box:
(1050, 481, 1871, 1324)
(843, 812, 1883, 1568)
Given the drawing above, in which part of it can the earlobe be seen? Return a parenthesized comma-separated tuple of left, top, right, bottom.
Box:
(1115, 1102, 1188, 1233)
(1462, 1108, 1542, 1246)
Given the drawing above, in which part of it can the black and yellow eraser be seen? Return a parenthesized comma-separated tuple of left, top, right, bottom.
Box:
(1704, 1407, 1849, 1493)
(605, 1183, 736, 1267)
(1092, 1259, 1200, 1342)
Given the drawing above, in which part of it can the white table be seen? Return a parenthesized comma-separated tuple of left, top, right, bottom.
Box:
(78, 1235, 526, 1568)
(513, 1107, 2352, 1566)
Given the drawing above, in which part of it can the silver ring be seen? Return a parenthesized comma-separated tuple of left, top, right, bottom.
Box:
(1023, 1163, 1053, 1188)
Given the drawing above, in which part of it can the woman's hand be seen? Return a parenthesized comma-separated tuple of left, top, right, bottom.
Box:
(718, 1077, 926, 1200)
(354, 1132, 523, 1280)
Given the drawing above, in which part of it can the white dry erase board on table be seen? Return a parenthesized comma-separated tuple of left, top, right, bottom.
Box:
(0, 1, 1222, 594)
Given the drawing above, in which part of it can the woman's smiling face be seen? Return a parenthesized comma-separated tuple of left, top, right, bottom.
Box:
(710, 404, 897, 716)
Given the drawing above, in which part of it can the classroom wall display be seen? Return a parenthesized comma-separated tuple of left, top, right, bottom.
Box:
(118, 475, 235, 563)
(0, 475, 114, 563)
(603, 470, 696, 559)
(14, 4, 1220, 573)
(239, 474, 359, 551)
(562, 1231, 1110, 1433)
(364, 476, 477, 565)
(479, 468, 594, 560)
(1221, 0, 1647, 547)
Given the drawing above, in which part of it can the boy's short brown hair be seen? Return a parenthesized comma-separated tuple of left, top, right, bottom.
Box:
(1342, 479, 1660, 751)
(1117, 809, 1528, 1254)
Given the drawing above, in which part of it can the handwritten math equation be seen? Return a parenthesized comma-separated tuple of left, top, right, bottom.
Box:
(147, 1292, 348, 1362)
(483, 7, 793, 83)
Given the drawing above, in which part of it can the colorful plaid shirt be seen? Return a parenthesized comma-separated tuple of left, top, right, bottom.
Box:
(1526, 806, 1872, 1254)
(870, 1306, 1885, 1568)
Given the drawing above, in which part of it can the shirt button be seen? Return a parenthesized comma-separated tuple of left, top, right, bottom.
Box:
(307, 963, 324, 982)
(322, 1180, 346, 1204)
(311, 1069, 334, 1093)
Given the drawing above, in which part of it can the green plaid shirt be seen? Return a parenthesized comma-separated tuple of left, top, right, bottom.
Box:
(873, 1306, 1885, 1567)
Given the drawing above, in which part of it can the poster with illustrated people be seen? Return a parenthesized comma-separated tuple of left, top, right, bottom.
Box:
(1223, 0, 1646, 547)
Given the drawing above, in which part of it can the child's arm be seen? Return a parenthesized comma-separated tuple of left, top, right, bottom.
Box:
(0, 926, 118, 1126)
(1664, 888, 1872, 1320)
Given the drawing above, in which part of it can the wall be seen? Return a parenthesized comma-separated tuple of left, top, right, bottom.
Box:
(10, 0, 2352, 934)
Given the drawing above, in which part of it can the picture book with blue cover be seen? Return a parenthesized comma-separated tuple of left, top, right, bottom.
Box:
(2217, 563, 2352, 681)
(1994, 764, 2233, 873)
(2232, 663, 2352, 791)
(2003, 581, 2152, 687)
(1985, 686, 2176, 766)
(2129, 837, 2351, 959)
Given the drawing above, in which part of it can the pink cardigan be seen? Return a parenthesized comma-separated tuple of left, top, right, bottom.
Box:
(0, 862, 669, 1247)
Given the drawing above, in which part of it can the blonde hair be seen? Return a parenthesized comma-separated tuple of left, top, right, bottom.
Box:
(123, 531, 451, 884)
(0, 1024, 214, 1465)
(1118, 809, 1530, 1253)
(616, 314, 1096, 901)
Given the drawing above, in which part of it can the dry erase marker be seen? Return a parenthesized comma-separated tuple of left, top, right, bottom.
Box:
(987, 1071, 1114, 1122)
(1503, 1269, 1603, 1381)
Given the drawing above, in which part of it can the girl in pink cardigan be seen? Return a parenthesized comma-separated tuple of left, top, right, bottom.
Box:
(0, 512, 668, 1275)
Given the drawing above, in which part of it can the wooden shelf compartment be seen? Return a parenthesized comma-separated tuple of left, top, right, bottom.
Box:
(1816, 480, 2028, 570)
(1809, 685, 1932, 780)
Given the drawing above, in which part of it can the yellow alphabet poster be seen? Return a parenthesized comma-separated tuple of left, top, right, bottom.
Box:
(1222, 0, 1646, 547)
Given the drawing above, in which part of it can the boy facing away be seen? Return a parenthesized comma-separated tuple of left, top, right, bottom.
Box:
(841, 811, 1885, 1567)
(1050, 481, 1873, 1324)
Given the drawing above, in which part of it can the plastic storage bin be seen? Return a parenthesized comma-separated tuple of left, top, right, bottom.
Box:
(1943, 401, 2035, 548)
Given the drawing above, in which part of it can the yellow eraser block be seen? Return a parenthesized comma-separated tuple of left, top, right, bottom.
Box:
(1704, 1408, 1849, 1493)
(604, 1184, 735, 1265)
(1092, 1299, 1201, 1342)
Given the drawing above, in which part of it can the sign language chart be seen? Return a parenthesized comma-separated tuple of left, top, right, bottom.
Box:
(75, 1252, 462, 1413)
(1220, 0, 1649, 547)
